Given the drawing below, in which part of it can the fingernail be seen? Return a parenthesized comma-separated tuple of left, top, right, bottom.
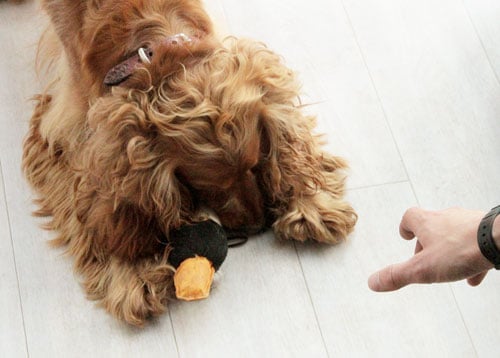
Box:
(368, 272, 380, 291)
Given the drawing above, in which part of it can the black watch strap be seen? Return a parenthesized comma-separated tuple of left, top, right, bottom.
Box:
(477, 205, 500, 270)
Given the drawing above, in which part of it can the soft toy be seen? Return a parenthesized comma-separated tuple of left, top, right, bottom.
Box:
(168, 220, 228, 301)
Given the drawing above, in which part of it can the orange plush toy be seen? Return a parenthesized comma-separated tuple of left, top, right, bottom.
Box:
(168, 220, 228, 301)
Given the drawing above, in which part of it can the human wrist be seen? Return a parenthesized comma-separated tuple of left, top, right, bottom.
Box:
(492, 214, 500, 248)
(477, 205, 500, 269)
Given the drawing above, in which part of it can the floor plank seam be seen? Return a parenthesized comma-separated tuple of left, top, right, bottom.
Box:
(167, 311, 181, 358)
(461, 0, 500, 86)
(348, 179, 410, 192)
(292, 241, 331, 358)
(449, 284, 480, 358)
(446, 8, 488, 357)
(338, 0, 420, 206)
(0, 159, 31, 358)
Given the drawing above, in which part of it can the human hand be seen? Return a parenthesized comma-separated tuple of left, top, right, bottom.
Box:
(368, 207, 495, 292)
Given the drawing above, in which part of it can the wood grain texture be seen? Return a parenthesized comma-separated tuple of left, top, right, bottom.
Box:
(342, 0, 500, 208)
(0, 162, 27, 358)
(0, 2, 36, 355)
(463, 0, 500, 80)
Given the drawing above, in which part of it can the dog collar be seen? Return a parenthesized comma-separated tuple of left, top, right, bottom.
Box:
(104, 33, 193, 86)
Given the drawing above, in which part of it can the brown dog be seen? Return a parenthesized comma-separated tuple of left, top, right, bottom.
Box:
(22, 0, 357, 325)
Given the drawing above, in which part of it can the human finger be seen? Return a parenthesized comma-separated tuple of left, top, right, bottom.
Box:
(368, 257, 418, 292)
(467, 272, 488, 286)
(414, 240, 423, 254)
(399, 207, 425, 240)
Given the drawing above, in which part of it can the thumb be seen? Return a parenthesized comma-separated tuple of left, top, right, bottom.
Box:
(368, 258, 418, 292)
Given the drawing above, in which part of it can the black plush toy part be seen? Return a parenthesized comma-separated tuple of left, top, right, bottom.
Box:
(169, 220, 228, 270)
(168, 220, 228, 301)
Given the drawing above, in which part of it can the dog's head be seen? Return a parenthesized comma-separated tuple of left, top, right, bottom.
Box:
(146, 38, 270, 236)
(83, 35, 305, 238)
(77, 1, 306, 238)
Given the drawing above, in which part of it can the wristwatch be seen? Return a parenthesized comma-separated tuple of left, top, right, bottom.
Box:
(477, 205, 500, 270)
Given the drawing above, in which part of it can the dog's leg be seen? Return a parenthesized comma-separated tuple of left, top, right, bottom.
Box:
(260, 113, 357, 244)
(22, 95, 73, 227)
(272, 153, 357, 244)
(68, 196, 175, 325)
(81, 251, 175, 326)
(23, 97, 176, 326)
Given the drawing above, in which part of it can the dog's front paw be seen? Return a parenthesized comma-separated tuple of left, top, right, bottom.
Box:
(273, 191, 356, 244)
(85, 257, 175, 326)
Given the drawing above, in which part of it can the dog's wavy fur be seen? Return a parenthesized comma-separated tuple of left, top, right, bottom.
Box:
(22, 0, 357, 325)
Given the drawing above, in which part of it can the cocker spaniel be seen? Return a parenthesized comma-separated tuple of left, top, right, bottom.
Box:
(22, 0, 357, 325)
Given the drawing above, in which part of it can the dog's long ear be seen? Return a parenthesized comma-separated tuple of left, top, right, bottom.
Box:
(242, 40, 327, 199)
(41, 0, 90, 68)
(73, 93, 188, 259)
(259, 106, 321, 198)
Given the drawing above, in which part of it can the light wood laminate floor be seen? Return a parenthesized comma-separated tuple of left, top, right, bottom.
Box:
(1, 0, 499, 357)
